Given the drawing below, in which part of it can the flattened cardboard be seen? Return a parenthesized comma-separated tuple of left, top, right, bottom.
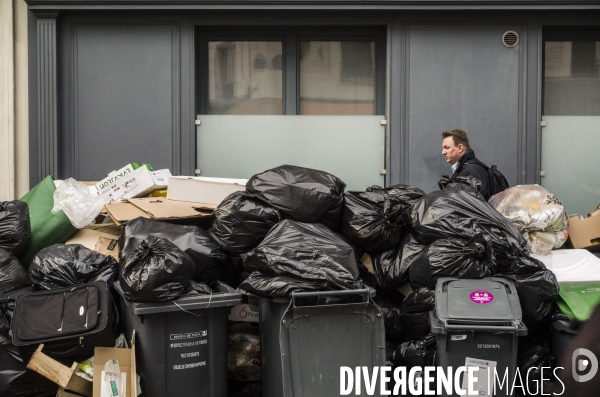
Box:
(167, 176, 247, 204)
(568, 209, 600, 252)
(93, 332, 137, 397)
(65, 227, 121, 260)
(128, 197, 215, 220)
(104, 198, 214, 225)
(103, 202, 150, 225)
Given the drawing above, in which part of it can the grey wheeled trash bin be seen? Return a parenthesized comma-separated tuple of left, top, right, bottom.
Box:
(260, 288, 385, 397)
(430, 277, 528, 397)
(114, 281, 242, 397)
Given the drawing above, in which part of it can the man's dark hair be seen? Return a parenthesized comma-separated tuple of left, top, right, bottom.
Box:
(442, 129, 470, 150)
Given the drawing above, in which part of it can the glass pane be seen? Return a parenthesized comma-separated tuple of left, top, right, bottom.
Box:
(299, 41, 376, 115)
(544, 41, 600, 115)
(196, 115, 385, 190)
(541, 116, 600, 215)
(207, 41, 282, 114)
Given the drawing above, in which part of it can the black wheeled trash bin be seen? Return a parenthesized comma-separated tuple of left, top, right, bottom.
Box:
(114, 281, 242, 397)
(430, 277, 528, 397)
(260, 288, 385, 397)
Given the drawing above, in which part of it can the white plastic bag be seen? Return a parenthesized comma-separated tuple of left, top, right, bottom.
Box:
(52, 178, 108, 228)
(490, 184, 568, 255)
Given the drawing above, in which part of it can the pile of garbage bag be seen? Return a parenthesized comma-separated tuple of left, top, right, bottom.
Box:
(246, 165, 346, 231)
(228, 333, 261, 382)
(209, 191, 281, 256)
(120, 236, 195, 302)
(341, 185, 424, 253)
(489, 184, 568, 255)
(120, 217, 227, 284)
(29, 244, 119, 290)
(240, 220, 362, 297)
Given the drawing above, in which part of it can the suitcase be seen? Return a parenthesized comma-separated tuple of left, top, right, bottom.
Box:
(10, 281, 117, 359)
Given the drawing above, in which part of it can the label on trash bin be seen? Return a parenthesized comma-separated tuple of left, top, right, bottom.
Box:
(462, 357, 497, 397)
(470, 291, 494, 305)
(168, 329, 209, 377)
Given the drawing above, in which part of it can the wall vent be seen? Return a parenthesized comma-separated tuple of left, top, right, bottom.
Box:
(502, 31, 519, 48)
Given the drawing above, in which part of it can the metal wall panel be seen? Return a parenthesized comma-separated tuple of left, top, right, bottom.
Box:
(405, 24, 523, 192)
(67, 25, 179, 180)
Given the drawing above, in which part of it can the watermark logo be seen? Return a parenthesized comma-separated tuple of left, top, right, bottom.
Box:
(572, 348, 598, 383)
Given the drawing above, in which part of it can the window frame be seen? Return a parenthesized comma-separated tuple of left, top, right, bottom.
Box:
(195, 26, 386, 115)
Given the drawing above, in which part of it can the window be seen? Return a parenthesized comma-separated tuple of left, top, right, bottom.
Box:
(198, 27, 385, 115)
(544, 40, 600, 115)
(207, 41, 283, 115)
(299, 40, 376, 115)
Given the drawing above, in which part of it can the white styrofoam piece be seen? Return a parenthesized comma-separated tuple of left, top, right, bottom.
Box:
(532, 249, 600, 284)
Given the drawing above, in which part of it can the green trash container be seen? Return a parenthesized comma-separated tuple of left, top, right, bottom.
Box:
(533, 249, 600, 321)
(114, 281, 242, 397)
(260, 288, 385, 397)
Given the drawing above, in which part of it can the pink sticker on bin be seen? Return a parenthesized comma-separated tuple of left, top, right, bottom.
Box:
(470, 290, 494, 304)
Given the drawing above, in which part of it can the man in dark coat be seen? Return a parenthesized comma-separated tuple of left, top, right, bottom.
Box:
(441, 129, 491, 199)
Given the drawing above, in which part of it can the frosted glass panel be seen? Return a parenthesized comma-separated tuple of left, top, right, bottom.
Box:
(541, 116, 600, 215)
(196, 115, 385, 191)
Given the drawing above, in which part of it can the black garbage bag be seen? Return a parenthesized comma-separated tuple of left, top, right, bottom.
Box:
(0, 249, 31, 293)
(372, 248, 406, 292)
(242, 220, 362, 291)
(0, 333, 57, 397)
(228, 333, 261, 381)
(245, 165, 346, 231)
(370, 233, 425, 293)
(228, 381, 262, 397)
(28, 244, 119, 290)
(0, 201, 31, 258)
(401, 287, 435, 340)
(238, 271, 330, 298)
(0, 287, 34, 335)
(501, 269, 559, 329)
(209, 191, 281, 256)
(119, 236, 194, 302)
(390, 334, 436, 368)
(404, 187, 545, 275)
(341, 185, 425, 253)
(120, 217, 227, 283)
(518, 334, 555, 396)
(438, 175, 483, 198)
(409, 234, 495, 289)
(375, 291, 405, 341)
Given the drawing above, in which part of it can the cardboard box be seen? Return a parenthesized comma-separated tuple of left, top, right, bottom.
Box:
(167, 176, 247, 204)
(93, 164, 138, 194)
(65, 225, 121, 260)
(229, 304, 260, 323)
(98, 168, 172, 203)
(57, 388, 87, 397)
(27, 345, 93, 397)
(568, 209, 600, 252)
(104, 197, 215, 226)
(93, 332, 137, 397)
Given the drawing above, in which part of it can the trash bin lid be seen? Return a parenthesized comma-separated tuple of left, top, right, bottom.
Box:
(113, 281, 242, 315)
(435, 277, 522, 325)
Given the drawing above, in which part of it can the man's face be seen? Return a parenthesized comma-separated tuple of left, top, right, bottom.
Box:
(442, 136, 465, 164)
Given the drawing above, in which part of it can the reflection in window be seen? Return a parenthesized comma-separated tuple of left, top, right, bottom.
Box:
(299, 41, 376, 115)
(544, 41, 600, 115)
(208, 41, 283, 115)
(271, 54, 282, 70)
(254, 53, 267, 70)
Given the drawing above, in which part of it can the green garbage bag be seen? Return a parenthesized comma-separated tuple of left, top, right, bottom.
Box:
(18, 176, 78, 268)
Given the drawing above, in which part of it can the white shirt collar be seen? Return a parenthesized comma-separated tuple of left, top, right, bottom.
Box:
(451, 162, 459, 173)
